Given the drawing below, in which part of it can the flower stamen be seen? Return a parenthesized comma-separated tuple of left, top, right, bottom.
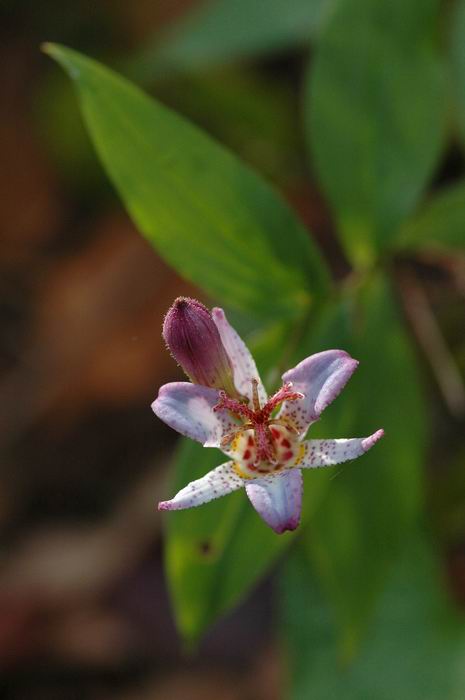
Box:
(213, 392, 254, 420)
(251, 378, 261, 412)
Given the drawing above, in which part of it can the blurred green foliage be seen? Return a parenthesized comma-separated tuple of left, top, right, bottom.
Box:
(399, 182, 465, 251)
(281, 535, 465, 699)
(450, 0, 465, 143)
(44, 0, 465, 695)
(126, 0, 334, 82)
(307, 0, 446, 267)
(301, 273, 425, 653)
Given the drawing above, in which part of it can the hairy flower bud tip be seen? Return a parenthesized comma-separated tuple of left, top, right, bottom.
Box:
(163, 297, 237, 395)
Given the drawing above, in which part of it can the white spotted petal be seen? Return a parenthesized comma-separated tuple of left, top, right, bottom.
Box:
(245, 470, 302, 534)
(158, 461, 243, 510)
(299, 430, 385, 469)
(280, 350, 359, 437)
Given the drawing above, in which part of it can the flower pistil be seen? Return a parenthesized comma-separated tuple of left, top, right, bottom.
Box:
(214, 379, 304, 474)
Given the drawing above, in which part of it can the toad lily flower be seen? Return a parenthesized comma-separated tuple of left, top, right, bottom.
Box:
(153, 298, 384, 534)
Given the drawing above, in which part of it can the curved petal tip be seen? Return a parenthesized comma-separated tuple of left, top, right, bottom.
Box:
(361, 429, 384, 451)
(273, 518, 300, 535)
(245, 470, 302, 535)
(313, 356, 359, 416)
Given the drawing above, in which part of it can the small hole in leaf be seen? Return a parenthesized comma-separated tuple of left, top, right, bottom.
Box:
(199, 540, 213, 556)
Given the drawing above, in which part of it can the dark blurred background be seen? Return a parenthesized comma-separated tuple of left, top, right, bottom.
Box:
(0, 2, 287, 698)
(1, 1, 465, 698)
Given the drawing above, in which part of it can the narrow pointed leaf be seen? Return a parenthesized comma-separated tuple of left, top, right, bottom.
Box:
(162, 342, 293, 642)
(307, 0, 446, 266)
(45, 44, 329, 320)
(162, 323, 330, 644)
(164, 438, 298, 643)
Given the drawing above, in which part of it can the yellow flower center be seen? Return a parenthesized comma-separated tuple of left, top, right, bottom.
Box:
(230, 424, 305, 479)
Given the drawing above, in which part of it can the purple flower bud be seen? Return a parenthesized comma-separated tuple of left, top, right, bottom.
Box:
(163, 297, 237, 395)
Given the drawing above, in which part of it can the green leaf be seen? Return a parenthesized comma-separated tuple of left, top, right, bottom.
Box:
(44, 43, 330, 321)
(307, 0, 446, 267)
(301, 273, 426, 652)
(162, 321, 330, 644)
(127, 0, 336, 83)
(161, 323, 292, 644)
(165, 443, 330, 647)
(164, 438, 297, 645)
(148, 68, 305, 184)
(396, 181, 465, 252)
(281, 535, 465, 700)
